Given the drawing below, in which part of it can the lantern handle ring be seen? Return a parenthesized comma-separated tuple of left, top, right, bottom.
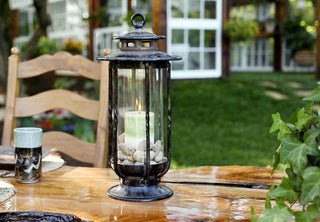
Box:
(131, 13, 145, 29)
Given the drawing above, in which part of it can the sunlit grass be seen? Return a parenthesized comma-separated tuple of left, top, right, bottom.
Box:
(171, 72, 317, 168)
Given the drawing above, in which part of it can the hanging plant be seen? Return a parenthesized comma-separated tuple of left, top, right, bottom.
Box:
(281, 16, 315, 53)
(223, 18, 259, 42)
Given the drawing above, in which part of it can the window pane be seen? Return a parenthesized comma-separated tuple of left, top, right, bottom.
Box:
(205, 30, 216, 48)
(204, 52, 216, 69)
(172, 51, 184, 70)
(48, 1, 66, 31)
(188, 29, 200, 47)
(188, 0, 200, 18)
(188, 52, 200, 70)
(172, 61, 184, 70)
(204, 0, 216, 19)
(171, 0, 184, 18)
(19, 11, 29, 36)
(172, 29, 184, 44)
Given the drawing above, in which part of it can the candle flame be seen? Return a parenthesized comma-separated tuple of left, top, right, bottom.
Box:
(136, 99, 142, 113)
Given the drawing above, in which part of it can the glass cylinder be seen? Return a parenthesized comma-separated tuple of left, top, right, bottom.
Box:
(108, 61, 171, 187)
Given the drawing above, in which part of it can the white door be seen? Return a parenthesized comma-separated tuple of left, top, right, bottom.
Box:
(167, 0, 222, 79)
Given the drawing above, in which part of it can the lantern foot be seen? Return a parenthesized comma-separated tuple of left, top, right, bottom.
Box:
(107, 184, 173, 202)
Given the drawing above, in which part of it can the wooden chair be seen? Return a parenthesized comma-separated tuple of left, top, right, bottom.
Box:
(2, 47, 109, 167)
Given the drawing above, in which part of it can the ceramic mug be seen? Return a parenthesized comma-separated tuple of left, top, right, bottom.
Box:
(14, 127, 42, 183)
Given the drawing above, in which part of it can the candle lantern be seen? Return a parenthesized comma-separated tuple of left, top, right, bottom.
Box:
(98, 13, 181, 201)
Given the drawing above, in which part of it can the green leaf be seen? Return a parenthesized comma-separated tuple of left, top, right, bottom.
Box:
(258, 206, 293, 222)
(272, 149, 280, 171)
(296, 108, 313, 131)
(280, 137, 308, 175)
(305, 103, 314, 114)
(270, 113, 292, 139)
(287, 109, 299, 124)
(295, 204, 320, 222)
(303, 84, 320, 102)
(314, 197, 320, 207)
(285, 167, 303, 192)
(251, 207, 258, 222)
(286, 167, 296, 181)
(300, 167, 320, 205)
(268, 177, 298, 203)
(295, 212, 315, 222)
(265, 185, 275, 209)
(304, 128, 320, 156)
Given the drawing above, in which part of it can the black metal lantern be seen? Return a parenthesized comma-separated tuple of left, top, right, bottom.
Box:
(98, 13, 181, 201)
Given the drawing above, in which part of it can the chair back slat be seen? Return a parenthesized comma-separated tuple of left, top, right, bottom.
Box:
(43, 131, 96, 164)
(15, 89, 99, 120)
(19, 52, 101, 80)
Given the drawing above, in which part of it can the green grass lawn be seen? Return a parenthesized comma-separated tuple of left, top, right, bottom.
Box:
(171, 72, 317, 168)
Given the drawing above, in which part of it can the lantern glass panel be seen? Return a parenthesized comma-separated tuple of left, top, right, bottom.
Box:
(115, 65, 168, 167)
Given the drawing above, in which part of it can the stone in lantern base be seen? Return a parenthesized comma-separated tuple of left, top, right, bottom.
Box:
(117, 138, 164, 165)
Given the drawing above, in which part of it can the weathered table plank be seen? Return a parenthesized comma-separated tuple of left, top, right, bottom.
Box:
(0, 166, 279, 221)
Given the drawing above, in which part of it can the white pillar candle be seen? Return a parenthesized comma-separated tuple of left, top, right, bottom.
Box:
(124, 111, 154, 148)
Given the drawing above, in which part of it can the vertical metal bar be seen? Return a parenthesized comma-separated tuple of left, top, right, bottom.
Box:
(113, 65, 118, 168)
(132, 69, 137, 104)
(144, 62, 151, 182)
(108, 64, 113, 166)
(166, 62, 172, 164)
(160, 62, 172, 177)
(158, 67, 162, 144)
(110, 63, 123, 178)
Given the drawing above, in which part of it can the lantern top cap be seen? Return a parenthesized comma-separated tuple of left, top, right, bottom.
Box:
(97, 13, 182, 62)
(114, 13, 165, 41)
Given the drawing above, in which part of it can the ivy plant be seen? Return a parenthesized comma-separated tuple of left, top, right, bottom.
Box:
(252, 83, 320, 221)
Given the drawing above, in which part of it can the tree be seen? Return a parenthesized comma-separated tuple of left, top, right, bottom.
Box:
(0, 0, 12, 90)
(24, 0, 51, 60)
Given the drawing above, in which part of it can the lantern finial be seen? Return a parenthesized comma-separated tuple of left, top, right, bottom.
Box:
(131, 13, 145, 30)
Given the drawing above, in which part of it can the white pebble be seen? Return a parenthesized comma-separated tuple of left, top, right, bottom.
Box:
(133, 150, 156, 162)
(121, 159, 134, 165)
(118, 151, 125, 161)
(118, 133, 125, 143)
(155, 140, 162, 149)
(127, 155, 134, 162)
(133, 150, 145, 162)
(118, 143, 135, 156)
(154, 151, 163, 162)
(137, 140, 157, 151)
(135, 162, 144, 165)
(150, 151, 156, 160)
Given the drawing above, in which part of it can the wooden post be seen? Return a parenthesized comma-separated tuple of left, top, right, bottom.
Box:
(152, 0, 167, 52)
(317, 0, 320, 79)
(10, 10, 19, 38)
(274, 0, 286, 72)
(128, 0, 132, 12)
(88, 0, 100, 60)
(222, 0, 231, 77)
(2, 47, 20, 146)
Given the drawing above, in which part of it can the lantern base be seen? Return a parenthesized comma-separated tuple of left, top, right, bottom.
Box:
(107, 184, 173, 202)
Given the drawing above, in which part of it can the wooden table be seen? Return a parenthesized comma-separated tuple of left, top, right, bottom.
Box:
(0, 166, 283, 221)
